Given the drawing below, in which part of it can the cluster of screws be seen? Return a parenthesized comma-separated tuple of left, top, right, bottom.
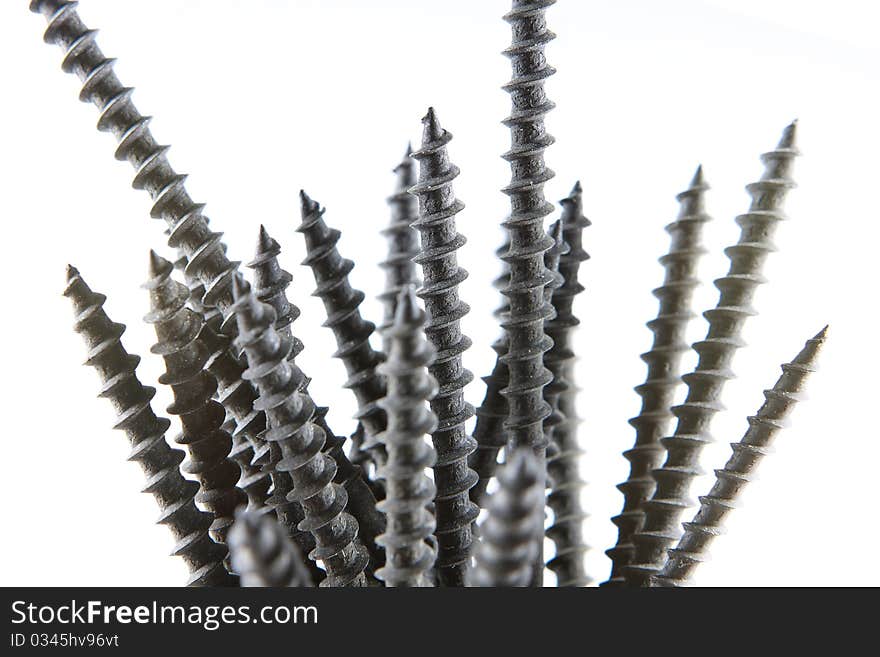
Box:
(44, 0, 826, 588)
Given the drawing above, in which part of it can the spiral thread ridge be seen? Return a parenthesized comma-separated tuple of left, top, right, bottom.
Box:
(229, 509, 315, 587)
(248, 226, 385, 573)
(232, 275, 369, 587)
(541, 220, 567, 440)
(64, 266, 235, 586)
(297, 192, 388, 452)
(408, 109, 479, 585)
(471, 449, 545, 587)
(374, 288, 439, 587)
(144, 252, 247, 544)
(603, 167, 711, 586)
(378, 145, 422, 350)
(653, 328, 826, 586)
(626, 122, 800, 586)
(498, 0, 558, 460)
(32, 1, 240, 319)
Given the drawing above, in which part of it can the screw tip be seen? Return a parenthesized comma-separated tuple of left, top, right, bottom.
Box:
(549, 219, 563, 244)
(394, 284, 423, 326)
(65, 264, 81, 283)
(256, 224, 277, 254)
(421, 106, 444, 143)
(147, 249, 172, 279)
(503, 448, 541, 486)
(690, 164, 707, 188)
(813, 324, 830, 342)
(778, 120, 798, 149)
(231, 271, 251, 301)
(299, 189, 319, 216)
(571, 180, 583, 195)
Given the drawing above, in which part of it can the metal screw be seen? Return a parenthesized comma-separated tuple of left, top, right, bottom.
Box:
(471, 449, 545, 587)
(603, 166, 710, 586)
(374, 287, 438, 587)
(378, 144, 422, 352)
(232, 274, 369, 587)
(143, 251, 247, 545)
(545, 183, 592, 587)
(652, 327, 826, 587)
(626, 122, 800, 586)
(248, 226, 386, 574)
(64, 265, 235, 586)
(229, 509, 315, 587)
(297, 191, 388, 456)
(409, 108, 479, 586)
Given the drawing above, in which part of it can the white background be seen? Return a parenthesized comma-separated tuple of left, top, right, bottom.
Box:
(1, 0, 877, 586)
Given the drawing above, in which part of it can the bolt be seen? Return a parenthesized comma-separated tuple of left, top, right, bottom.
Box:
(603, 166, 710, 586)
(248, 226, 386, 574)
(64, 265, 235, 586)
(378, 144, 422, 352)
(544, 183, 592, 587)
(408, 108, 479, 586)
(470, 449, 546, 587)
(229, 509, 315, 587)
(652, 327, 826, 587)
(296, 191, 388, 457)
(374, 287, 438, 587)
(232, 274, 369, 586)
(625, 122, 800, 586)
(143, 251, 247, 544)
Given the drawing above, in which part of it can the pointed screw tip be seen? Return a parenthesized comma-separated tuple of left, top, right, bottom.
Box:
(65, 264, 80, 282)
(813, 325, 830, 341)
(231, 272, 250, 301)
(421, 107, 444, 142)
(394, 285, 422, 326)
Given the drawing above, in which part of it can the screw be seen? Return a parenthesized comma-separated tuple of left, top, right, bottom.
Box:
(229, 509, 315, 587)
(143, 251, 248, 545)
(374, 287, 439, 587)
(626, 122, 800, 586)
(651, 327, 826, 587)
(542, 219, 568, 442)
(378, 144, 422, 352)
(232, 274, 369, 586)
(544, 183, 592, 587)
(248, 226, 386, 574)
(498, 0, 557, 460)
(603, 166, 710, 586)
(408, 108, 479, 586)
(469, 352, 510, 507)
(470, 449, 546, 587)
(297, 191, 388, 456)
(64, 265, 235, 586)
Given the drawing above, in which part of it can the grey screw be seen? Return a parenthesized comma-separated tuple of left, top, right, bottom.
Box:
(652, 327, 827, 587)
(248, 226, 386, 574)
(232, 274, 369, 587)
(604, 166, 710, 586)
(143, 252, 247, 545)
(409, 108, 479, 586)
(297, 191, 388, 457)
(542, 219, 569, 443)
(375, 287, 439, 587)
(545, 183, 592, 587)
(626, 122, 800, 586)
(498, 0, 557, 459)
(378, 144, 422, 352)
(229, 509, 315, 587)
(471, 449, 546, 587)
(64, 266, 235, 586)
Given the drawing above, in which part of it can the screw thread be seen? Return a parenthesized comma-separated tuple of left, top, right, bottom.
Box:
(543, 193, 592, 587)
(603, 166, 710, 586)
(297, 192, 388, 450)
(64, 266, 235, 586)
(229, 509, 315, 587)
(232, 276, 369, 587)
(469, 355, 509, 506)
(248, 227, 385, 573)
(32, 1, 240, 318)
(499, 0, 558, 460)
(471, 449, 545, 587)
(652, 327, 826, 587)
(374, 288, 439, 587)
(408, 109, 479, 585)
(143, 252, 247, 544)
(378, 145, 422, 352)
(626, 122, 800, 586)
(542, 220, 567, 440)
